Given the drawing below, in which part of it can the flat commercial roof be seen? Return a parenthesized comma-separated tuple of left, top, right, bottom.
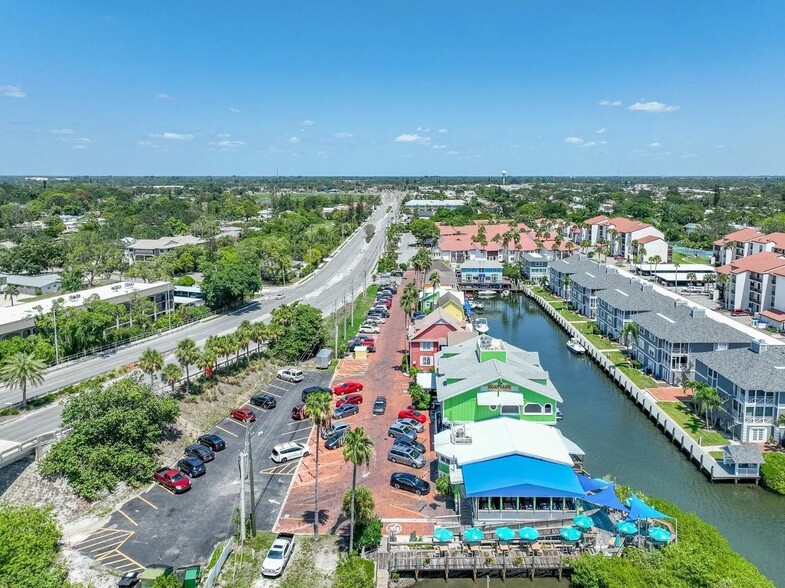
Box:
(462, 454, 585, 498)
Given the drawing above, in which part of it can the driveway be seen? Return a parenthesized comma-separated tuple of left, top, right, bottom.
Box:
(74, 370, 331, 573)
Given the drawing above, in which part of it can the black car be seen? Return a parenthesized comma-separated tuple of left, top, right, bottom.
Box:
(367, 308, 389, 317)
(333, 403, 360, 419)
(177, 456, 206, 478)
(373, 396, 387, 415)
(390, 472, 430, 496)
(185, 443, 215, 463)
(198, 434, 226, 451)
(302, 386, 332, 402)
(393, 436, 426, 454)
(251, 393, 277, 409)
(324, 429, 349, 450)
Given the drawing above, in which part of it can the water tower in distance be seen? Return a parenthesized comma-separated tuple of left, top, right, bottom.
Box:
(501, 170, 508, 185)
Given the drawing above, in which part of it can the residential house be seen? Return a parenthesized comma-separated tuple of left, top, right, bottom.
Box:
(694, 340, 785, 443)
(568, 266, 629, 319)
(522, 252, 549, 281)
(547, 254, 596, 298)
(418, 285, 465, 313)
(435, 291, 466, 323)
(434, 222, 538, 265)
(124, 235, 207, 263)
(722, 445, 763, 479)
(408, 307, 473, 369)
(458, 259, 503, 286)
(716, 252, 785, 313)
(1, 273, 62, 295)
(595, 281, 666, 340)
(712, 227, 765, 266)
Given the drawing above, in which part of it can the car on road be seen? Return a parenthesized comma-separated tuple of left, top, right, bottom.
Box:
(398, 408, 427, 423)
(324, 428, 349, 449)
(336, 393, 363, 407)
(388, 422, 417, 441)
(390, 472, 430, 496)
(230, 407, 257, 422)
(333, 404, 360, 419)
(333, 381, 363, 395)
(291, 403, 307, 420)
(198, 434, 226, 451)
(395, 417, 425, 433)
(321, 421, 351, 439)
(373, 396, 387, 415)
(387, 445, 425, 468)
(251, 393, 277, 409)
(274, 293, 286, 300)
(262, 533, 295, 577)
(177, 457, 206, 478)
(277, 368, 304, 382)
(153, 467, 191, 494)
(185, 443, 215, 463)
(393, 436, 426, 454)
(271, 442, 311, 463)
(302, 385, 332, 401)
(358, 324, 380, 334)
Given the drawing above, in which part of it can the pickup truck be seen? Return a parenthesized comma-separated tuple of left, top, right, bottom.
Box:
(262, 533, 295, 577)
(153, 467, 191, 494)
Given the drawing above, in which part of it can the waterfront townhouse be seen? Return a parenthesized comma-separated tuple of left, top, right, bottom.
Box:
(418, 285, 465, 313)
(595, 281, 667, 340)
(694, 340, 785, 443)
(408, 307, 473, 369)
(459, 259, 504, 286)
(568, 266, 630, 319)
(712, 227, 765, 266)
(716, 251, 785, 314)
(435, 291, 466, 323)
(631, 303, 752, 386)
(547, 253, 596, 298)
(522, 252, 549, 281)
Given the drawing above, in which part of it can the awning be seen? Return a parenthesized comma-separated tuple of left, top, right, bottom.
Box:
(583, 483, 629, 512)
(173, 296, 202, 305)
(577, 474, 610, 493)
(416, 372, 436, 391)
(476, 391, 523, 406)
(462, 455, 585, 498)
(626, 495, 672, 521)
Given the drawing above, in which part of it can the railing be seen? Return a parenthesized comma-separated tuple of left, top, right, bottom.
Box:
(0, 427, 73, 470)
(202, 538, 234, 588)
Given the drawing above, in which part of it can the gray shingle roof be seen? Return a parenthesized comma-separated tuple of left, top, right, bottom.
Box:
(569, 268, 629, 290)
(3, 273, 62, 288)
(724, 444, 764, 465)
(632, 304, 753, 345)
(596, 284, 670, 312)
(549, 254, 595, 275)
(695, 344, 785, 391)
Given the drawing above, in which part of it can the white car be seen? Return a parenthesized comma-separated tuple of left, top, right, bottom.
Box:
(364, 316, 385, 325)
(358, 324, 380, 334)
(271, 442, 311, 463)
(277, 368, 304, 382)
(262, 533, 295, 577)
(274, 292, 286, 300)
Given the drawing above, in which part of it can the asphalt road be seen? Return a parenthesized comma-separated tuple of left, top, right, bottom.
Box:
(73, 370, 332, 572)
(0, 192, 399, 443)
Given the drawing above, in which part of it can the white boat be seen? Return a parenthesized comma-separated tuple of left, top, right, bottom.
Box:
(500, 290, 511, 298)
(474, 318, 490, 334)
(566, 337, 586, 355)
(477, 289, 497, 298)
(470, 301, 485, 310)
(556, 409, 564, 421)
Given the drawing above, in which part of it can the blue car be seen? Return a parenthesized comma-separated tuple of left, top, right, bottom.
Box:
(333, 404, 360, 419)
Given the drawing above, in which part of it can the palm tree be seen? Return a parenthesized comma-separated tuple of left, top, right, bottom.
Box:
(673, 263, 681, 291)
(175, 338, 200, 394)
(716, 273, 730, 308)
(702, 273, 715, 295)
(139, 348, 164, 386)
(580, 239, 591, 254)
(342, 428, 375, 553)
(562, 275, 572, 300)
(305, 391, 333, 539)
(428, 271, 440, 292)
(197, 349, 216, 377)
(693, 383, 722, 430)
(236, 320, 253, 361)
(161, 363, 183, 394)
(619, 322, 640, 355)
(686, 272, 697, 287)
(3, 284, 19, 307)
(250, 321, 267, 355)
(0, 351, 45, 409)
(649, 255, 662, 279)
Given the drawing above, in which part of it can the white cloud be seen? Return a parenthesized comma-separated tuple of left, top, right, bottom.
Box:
(417, 126, 431, 132)
(395, 133, 430, 143)
(288, 136, 301, 144)
(432, 144, 447, 149)
(597, 99, 622, 107)
(72, 144, 88, 150)
(150, 132, 194, 141)
(0, 84, 27, 98)
(229, 107, 240, 113)
(446, 150, 460, 155)
(438, 128, 448, 133)
(564, 136, 584, 144)
(682, 153, 696, 159)
(715, 144, 726, 149)
(154, 93, 171, 100)
(73, 137, 91, 144)
(215, 140, 246, 149)
(582, 141, 598, 148)
(596, 128, 607, 135)
(51, 128, 75, 135)
(316, 150, 327, 156)
(333, 132, 354, 138)
(138, 140, 164, 149)
(216, 133, 231, 138)
(628, 101, 680, 113)
(301, 119, 315, 126)
(648, 142, 662, 148)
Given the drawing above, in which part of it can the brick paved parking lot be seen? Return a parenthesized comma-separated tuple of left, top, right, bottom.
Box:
(276, 278, 453, 538)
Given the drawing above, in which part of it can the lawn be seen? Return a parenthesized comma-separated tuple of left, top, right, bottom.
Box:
(617, 364, 658, 390)
(532, 286, 561, 303)
(575, 322, 621, 350)
(658, 401, 728, 446)
(557, 307, 584, 322)
(672, 251, 710, 265)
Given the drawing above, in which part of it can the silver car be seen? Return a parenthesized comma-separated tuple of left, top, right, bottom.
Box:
(395, 417, 425, 433)
(388, 423, 417, 441)
(387, 445, 426, 469)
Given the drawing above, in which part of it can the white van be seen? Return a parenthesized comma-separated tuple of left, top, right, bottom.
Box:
(277, 368, 304, 382)
(271, 442, 311, 463)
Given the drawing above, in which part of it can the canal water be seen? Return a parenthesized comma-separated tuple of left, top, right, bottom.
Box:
(417, 295, 784, 587)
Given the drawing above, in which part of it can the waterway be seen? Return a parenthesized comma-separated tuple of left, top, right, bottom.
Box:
(417, 295, 784, 587)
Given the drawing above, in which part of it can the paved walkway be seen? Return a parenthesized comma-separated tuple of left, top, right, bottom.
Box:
(649, 386, 693, 403)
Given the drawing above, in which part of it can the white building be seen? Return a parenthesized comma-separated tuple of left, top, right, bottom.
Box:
(124, 235, 206, 262)
(403, 199, 465, 218)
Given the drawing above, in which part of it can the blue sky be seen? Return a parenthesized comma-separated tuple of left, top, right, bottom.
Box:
(2, 1, 784, 176)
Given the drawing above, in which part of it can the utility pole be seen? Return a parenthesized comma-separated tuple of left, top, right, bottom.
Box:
(350, 281, 355, 327)
(52, 306, 60, 365)
(238, 451, 247, 542)
(334, 300, 339, 356)
(342, 292, 347, 340)
(246, 424, 257, 536)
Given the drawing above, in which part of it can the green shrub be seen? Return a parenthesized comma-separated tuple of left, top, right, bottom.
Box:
(332, 555, 374, 588)
(436, 474, 452, 497)
(761, 452, 785, 495)
(408, 383, 430, 410)
(174, 275, 196, 286)
(354, 517, 382, 552)
(0, 505, 68, 588)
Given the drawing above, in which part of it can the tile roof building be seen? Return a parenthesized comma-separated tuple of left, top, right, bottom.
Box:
(716, 251, 785, 315)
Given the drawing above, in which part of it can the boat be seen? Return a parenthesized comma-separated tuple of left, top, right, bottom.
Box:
(477, 289, 497, 298)
(500, 290, 511, 298)
(566, 337, 586, 355)
(470, 301, 484, 310)
(474, 318, 490, 334)
(556, 409, 564, 421)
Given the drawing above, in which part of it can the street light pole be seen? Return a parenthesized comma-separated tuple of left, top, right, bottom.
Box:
(245, 423, 257, 536)
(52, 306, 60, 365)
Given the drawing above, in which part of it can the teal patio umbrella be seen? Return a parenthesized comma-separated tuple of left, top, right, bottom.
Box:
(494, 527, 515, 542)
(616, 521, 638, 536)
(433, 528, 454, 543)
(519, 527, 540, 542)
(573, 515, 594, 531)
(560, 527, 581, 543)
(648, 526, 671, 544)
(462, 528, 484, 543)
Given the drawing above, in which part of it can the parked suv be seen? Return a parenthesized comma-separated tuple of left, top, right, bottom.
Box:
(185, 443, 215, 463)
(387, 445, 426, 468)
(388, 423, 417, 441)
(373, 396, 387, 415)
(271, 442, 311, 463)
(321, 421, 351, 439)
(277, 368, 304, 382)
(177, 457, 206, 478)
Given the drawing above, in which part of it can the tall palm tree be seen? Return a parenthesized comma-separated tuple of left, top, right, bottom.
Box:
(649, 255, 662, 278)
(236, 320, 253, 361)
(139, 348, 164, 386)
(342, 428, 375, 553)
(250, 321, 267, 355)
(3, 284, 19, 307)
(686, 272, 697, 287)
(305, 391, 333, 539)
(161, 363, 183, 394)
(0, 351, 45, 409)
(702, 273, 715, 295)
(197, 349, 216, 377)
(175, 338, 200, 395)
(619, 322, 640, 354)
(716, 273, 731, 308)
(428, 271, 440, 291)
(673, 263, 681, 291)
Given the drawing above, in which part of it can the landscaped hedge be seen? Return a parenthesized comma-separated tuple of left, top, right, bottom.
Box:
(760, 452, 785, 495)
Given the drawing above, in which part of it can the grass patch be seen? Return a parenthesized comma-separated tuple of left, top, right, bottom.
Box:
(672, 251, 710, 265)
(710, 451, 725, 460)
(617, 364, 658, 390)
(217, 532, 277, 588)
(532, 286, 561, 303)
(557, 307, 584, 322)
(575, 322, 617, 350)
(658, 401, 728, 446)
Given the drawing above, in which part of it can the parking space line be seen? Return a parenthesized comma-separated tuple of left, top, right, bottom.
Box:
(267, 383, 289, 392)
(390, 488, 426, 501)
(117, 509, 138, 527)
(290, 435, 312, 443)
(387, 502, 428, 518)
(76, 533, 127, 551)
(262, 391, 282, 398)
(223, 419, 248, 429)
(136, 494, 158, 510)
(287, 420, 310, 426)
(215, 425, 239, 437)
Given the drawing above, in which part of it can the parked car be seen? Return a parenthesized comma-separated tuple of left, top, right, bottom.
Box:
(412, 311, 426, 320)
(387, 445, 426, 468)
(230, 407, 257, 422)
(321, 421, 351, 439)
(359, 324, 380, 334)
(388, 423, 417, 441)
(731, 309, 753, 316)
(390, 472, 430, 495)
(373, 396, 387, 415)
(375, 299, 392, 308)
(251, 393, 277, 409)
(198, 434, 226, 451)
(277, 368, 304, 382)
(395, 417, 425, 433)
(262, 533, 295, 577)
(391, 269, 404, 277)
(364, 316, 385, 325)
(274, 293, 286, 300)
(393, 436, 426, 454)
(398, 408, 427, 423)
(177, 457, 206, 478)
(153, 467, 191, 494)
(347, 336, 376, 352)
(367, 309, 389, 319)
(302, 386, 332, 402)
(291, 403, 306, 420)
(333, 404, 360, 419)
(185, 443, 215, 463)
(271, 442, 311, 463)
(324, 428, 349, 449)
(333, 381, 363, 395)
(336, 393, 363, 407)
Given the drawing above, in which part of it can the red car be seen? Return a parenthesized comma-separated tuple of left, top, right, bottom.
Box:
(731, 309, 752, 316)
(374, 300, 392, 309)
(291, 403, 306, 420)
(398, 408, 427, 423)
(336, 393, 363, 407)
(231, 407, 257, 422)
(153, 467, 191, 494)
(333, 381, 363, 395)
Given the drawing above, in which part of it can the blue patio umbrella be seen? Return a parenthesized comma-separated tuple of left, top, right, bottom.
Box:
(494, 527, 515, 542)
(648, 526, 671, 543)
(433, 528, 454, 543)
(519, 527, 540, 542)
(616, 521, 638, 536)
(573, 515, 594, 531)
(462, 528, 484, 543)
(560, 527, 582, 543)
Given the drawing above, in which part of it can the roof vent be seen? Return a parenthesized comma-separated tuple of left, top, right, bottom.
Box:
(690, 307, 706, 318)
(751, 339, 768, 354)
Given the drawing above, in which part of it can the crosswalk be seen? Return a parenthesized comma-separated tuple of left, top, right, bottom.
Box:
(73, 528, 142, 573)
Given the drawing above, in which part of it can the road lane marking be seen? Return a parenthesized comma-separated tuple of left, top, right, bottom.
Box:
(117, 509, 138, 527)
(136, 494, 158, 510)
(216, 425, 239, 437)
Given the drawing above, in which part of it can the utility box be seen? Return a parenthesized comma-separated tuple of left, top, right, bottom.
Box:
(315, 348, 334, 369)
(181, 565, 201, 588)
(354, 346, 368, 360)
